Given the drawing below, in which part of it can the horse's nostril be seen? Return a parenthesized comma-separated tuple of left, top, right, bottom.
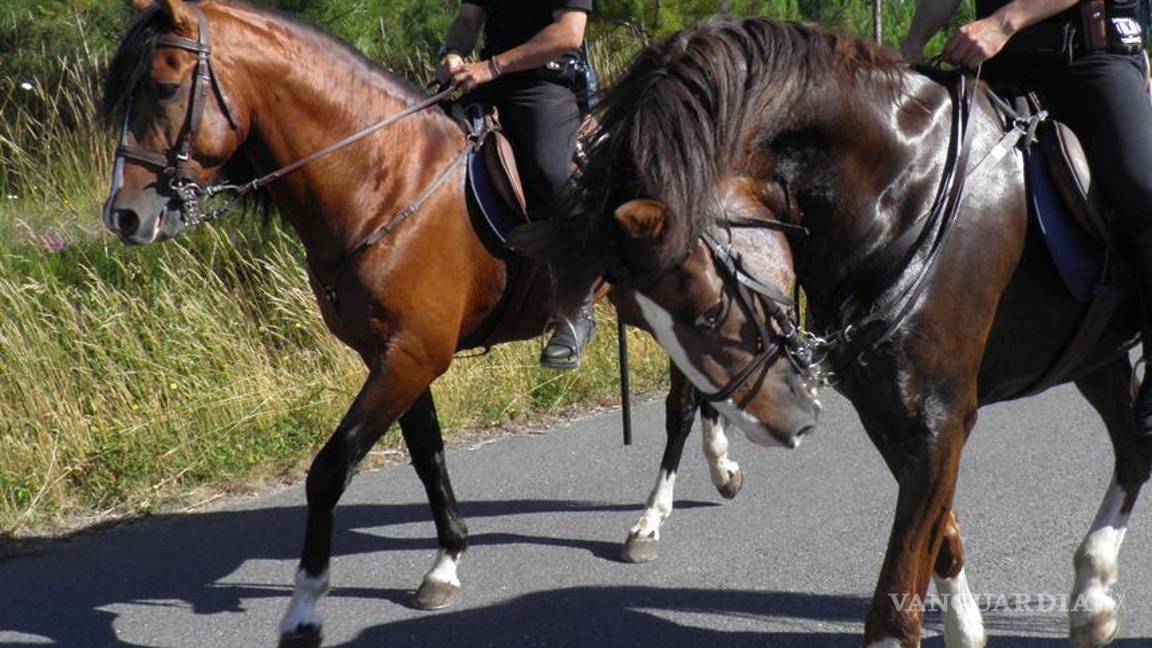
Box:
(114, 209, 140, 236)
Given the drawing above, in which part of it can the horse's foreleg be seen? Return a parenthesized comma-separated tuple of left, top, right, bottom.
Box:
(863, 407, 974, 648)
(401, 389, 468, 610)
(700, 402, 744, 499)
(279, 355, 435, 646)
(1070, 358, 1151, 647)
(622, 365, 700, 563)
(930, 511, 986, 647)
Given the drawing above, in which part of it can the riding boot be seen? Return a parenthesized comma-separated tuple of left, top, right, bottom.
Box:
(540, 291, 597, 371)
(1130, 229, 1152, 433)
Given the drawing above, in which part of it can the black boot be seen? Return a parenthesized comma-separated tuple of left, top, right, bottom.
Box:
(540, 298, 597, 371)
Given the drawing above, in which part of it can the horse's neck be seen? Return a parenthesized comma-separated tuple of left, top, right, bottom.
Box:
(789, 72, 954, 316)
(219, 5, 461, 262)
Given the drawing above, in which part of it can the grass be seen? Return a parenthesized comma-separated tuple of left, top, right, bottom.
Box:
(0, 16, 666, 535)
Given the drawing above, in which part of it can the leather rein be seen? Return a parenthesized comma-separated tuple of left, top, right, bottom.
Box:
(104, 5, 463, 307)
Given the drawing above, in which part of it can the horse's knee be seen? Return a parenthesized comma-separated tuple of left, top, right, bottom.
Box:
(304, 456, 349, 508)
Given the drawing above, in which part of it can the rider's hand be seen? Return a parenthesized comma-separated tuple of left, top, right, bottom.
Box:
(436, 53, 465, 86)
(449, 60, 499, 93)
(943, 16, 1014, 70)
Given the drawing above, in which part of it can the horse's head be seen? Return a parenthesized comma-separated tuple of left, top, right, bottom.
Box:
(101, 0, 245, 245)
(607, 179, 821, 449)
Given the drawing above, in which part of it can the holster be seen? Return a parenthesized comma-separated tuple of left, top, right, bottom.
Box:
(1080, 0, 1109, 52)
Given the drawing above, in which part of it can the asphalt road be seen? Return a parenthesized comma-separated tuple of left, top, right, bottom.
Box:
(2, 386, 1151, 647)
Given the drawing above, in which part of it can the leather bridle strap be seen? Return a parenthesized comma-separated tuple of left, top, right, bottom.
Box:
(114, 6, 239, 179)
(318, 143, 473, 307)
(218, 88, 455, 198)
(699, 230, 795, 403)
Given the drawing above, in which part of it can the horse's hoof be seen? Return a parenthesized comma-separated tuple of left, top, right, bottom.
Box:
(716, 467, 744, 500)
(278, 625, 322, 648)
(621, 534, 658, 563)
(413, 579, 459, 610)
(1070, 613, 1119, 648)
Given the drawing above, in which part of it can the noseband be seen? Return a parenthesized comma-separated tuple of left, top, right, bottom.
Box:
(105, 5, 240, 228)
(699, 223, 830, 403)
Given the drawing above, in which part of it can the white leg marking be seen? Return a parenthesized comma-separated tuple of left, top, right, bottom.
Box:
(423, 549, 462, 587)
(701, 415, 740, 490)
(629, 469, 677, 540)
(933, 568, 987, 648)
(280, 568, 329, 635)
(1069, 476, 1129, 643)
(865, 640, 905, 648)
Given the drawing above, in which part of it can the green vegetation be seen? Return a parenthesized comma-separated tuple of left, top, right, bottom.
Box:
(0, 0, 970, 533)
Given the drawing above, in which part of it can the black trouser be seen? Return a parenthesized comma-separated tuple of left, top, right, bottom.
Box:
(988, 50, 1152, 240)
(470, 74, 581, 218)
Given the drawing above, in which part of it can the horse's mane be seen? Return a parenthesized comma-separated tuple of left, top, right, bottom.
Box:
(513, 16, 903, 305)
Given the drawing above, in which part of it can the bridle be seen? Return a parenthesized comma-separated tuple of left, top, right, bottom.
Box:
(103, 5, 240, 229)
(103, 5, 458, 237)
(698, 222, 830, 403)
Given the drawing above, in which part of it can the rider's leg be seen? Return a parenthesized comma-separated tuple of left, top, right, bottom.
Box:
(497, 78, 596, 369)
(1046, 51, 1152, 431)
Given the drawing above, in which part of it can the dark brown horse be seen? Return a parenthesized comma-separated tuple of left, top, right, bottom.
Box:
(98, 2, 815, 645)
(518, 16, 1152, 648)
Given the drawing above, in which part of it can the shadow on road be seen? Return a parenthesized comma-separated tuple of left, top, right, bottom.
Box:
(0, 498, 715, 646)
(333, 585, 1150, 648)
(2, 498, 1148, 647)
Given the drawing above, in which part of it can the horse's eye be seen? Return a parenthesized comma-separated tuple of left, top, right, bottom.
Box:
(695, 297, 725, 331)
(155, 82, 180, 101)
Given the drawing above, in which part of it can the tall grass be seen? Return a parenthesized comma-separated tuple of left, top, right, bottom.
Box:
(0, 12, 666, 534)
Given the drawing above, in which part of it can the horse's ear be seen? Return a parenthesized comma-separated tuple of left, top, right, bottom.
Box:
(613, 199, 670, 239)
(155, 0, 196, 34)
(131, 0, 154, 12)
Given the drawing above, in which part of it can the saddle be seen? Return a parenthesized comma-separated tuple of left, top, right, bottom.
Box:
(989, 88, 1132, 396)
(454, 105, 597, 351)
(987, 88, 1121, 298)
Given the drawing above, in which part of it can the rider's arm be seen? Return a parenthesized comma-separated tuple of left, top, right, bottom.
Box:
(901, 0, 965, 63)
(488, 9, 588, 75)
(448, 6, 590, 91)
(437, 3, 484, 84)
(443, 3, 484, 57)
(944, 0, 1080, 68)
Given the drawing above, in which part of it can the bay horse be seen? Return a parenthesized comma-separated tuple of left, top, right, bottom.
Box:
(516, 16, 1152, 648)
(98, 1, 817, 644)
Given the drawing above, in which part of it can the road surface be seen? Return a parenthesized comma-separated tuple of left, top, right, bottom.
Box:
(2, 386, 1150, 647)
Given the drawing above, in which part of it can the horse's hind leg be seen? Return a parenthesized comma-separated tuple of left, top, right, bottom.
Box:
(1070, 357, 1151, 647)
(930, 511, 986, 647)
(622, 365, 700, 563)
(279, 355, 439, 646)
(400, 389, 468, 610)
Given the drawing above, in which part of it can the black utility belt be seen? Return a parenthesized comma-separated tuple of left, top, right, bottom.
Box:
(1005, 15, 1144, 63)
(1075, 13, 1146, 57)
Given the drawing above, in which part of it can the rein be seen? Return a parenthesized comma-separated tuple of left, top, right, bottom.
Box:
(699, 223, 828, 401)
(104, 6, 466, 307)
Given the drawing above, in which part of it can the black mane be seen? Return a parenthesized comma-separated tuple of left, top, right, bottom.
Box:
(512, 16, 903, 305)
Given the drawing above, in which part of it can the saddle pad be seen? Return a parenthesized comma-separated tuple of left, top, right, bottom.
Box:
(466, 146, 525, 243)
(1026, 147, 1104, 303)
